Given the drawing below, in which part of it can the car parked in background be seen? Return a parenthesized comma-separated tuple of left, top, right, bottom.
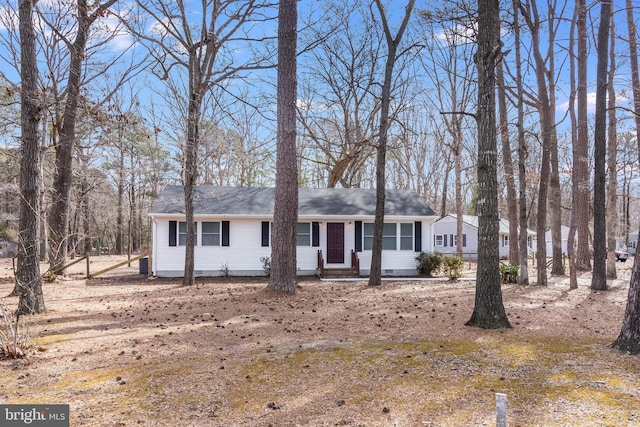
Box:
(589, 245, 630, 262)
(616, 248, 629, 262)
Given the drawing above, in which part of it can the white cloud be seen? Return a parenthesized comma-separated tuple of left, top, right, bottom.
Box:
(557, 91, 629, 116)
(435, 22, 476, 45)
(0, 6, 18, 32)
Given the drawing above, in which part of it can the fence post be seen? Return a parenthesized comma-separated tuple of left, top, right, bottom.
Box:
(86, 252, 90, 279)
(496, 393, 507, 427)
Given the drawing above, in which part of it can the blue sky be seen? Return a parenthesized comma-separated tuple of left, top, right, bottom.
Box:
(0, 0, 638, 151)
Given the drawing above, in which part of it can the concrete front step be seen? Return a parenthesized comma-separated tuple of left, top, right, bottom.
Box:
(321, 268, 360, 278)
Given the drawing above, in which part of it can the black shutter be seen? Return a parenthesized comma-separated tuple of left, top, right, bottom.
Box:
(222, 221, 230, 246)
(355, 221, 363, 252)
(312, 222, 320, 247)
(414, 221, 422, 252)
(463, 234, 467, 247)
(444, 234, 448, 247)
(261, 221, 270, 247)
(169, 221, 177, 246)
(450, 234, 454, 247)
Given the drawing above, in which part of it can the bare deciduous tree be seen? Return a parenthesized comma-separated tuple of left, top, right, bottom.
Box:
(297, 2, 380, 188)
(368, 0, 415, 287)
(575, 0, 592, 271)
(419, 6, 476, 255)
(519, 0, 556, 285)
(496, 47, 519, 265)
(606, 21, 618, 280)
(129, 0, 276, 286)
(591, 0, 612, 291)
(46, 0, 118, 274)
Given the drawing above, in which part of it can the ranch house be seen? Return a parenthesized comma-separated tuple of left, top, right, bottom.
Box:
(149, 185, 438, 278)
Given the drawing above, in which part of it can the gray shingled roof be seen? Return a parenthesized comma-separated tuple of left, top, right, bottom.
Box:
(150, 185, 436, 217)
(439, 214, 536, 236)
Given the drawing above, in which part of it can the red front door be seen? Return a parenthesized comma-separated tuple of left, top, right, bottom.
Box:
(326, 222, 344, 264)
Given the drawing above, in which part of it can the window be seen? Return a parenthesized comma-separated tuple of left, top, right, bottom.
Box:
(363, 223, 397, 250)
(453, 234, 466, 247)
(178, 222, 197, 246)
(202, 222, 220, 246)
(297, 222, 311, 246)
(503, 235, 509, 247)
(383, 223, 397, 250)
(435, 235, 444, 247)
(364, 223, 374, 250)
(400, 223, 413, 250)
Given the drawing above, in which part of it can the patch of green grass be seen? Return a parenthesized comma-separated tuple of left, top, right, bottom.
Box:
(232, 337, 640, 424)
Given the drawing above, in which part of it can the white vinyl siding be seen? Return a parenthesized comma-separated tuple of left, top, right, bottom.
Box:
(152, 216, 437, 277)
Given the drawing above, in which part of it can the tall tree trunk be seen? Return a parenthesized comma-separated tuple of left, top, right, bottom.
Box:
(567, 3, 579, 290)
(455, 136, 463, 255)
(49, 0, 89, 273)
(269, 0, 298, 294)
(130, 155, 138, 253)
(606, 21, 618, 280)
(465, 0, 510, 329)
(48, 0, 117, 273)
(575, 0, 592, 271)
(520, 1, 553, 286)
(591, 0, 612, 291)
(546, 3, 563, 276)
(440, 156, 451, 217)
(496, 56, 519, 265)
(115, 139, 125, 255)
(82, 174, 91, 255)
(514, 0, 529, 286)
(39, 112, 48, 262)
(368, 0, 415, 287)
(182, 56, 201, 286)
(16, 0, 44, 315)
(116, 126, 125, 254)
(613, 0, 640, 354)
(625, 0, 640, 167)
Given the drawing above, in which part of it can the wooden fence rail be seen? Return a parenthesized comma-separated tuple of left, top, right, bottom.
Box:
(89, 252, 150, 278)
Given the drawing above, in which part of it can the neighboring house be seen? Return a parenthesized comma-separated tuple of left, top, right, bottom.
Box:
(545, 225, 569, 255)
(433, 214, 536, 259)
(149, 186, 438, 278)
(623, 231, 638, 255)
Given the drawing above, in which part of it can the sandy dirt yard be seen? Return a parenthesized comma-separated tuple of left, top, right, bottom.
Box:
(0, 255, 639, 426)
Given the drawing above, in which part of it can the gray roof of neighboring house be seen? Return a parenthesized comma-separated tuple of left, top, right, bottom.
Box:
(436, 214, 537, 236)
(149, 185, 437, 217)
